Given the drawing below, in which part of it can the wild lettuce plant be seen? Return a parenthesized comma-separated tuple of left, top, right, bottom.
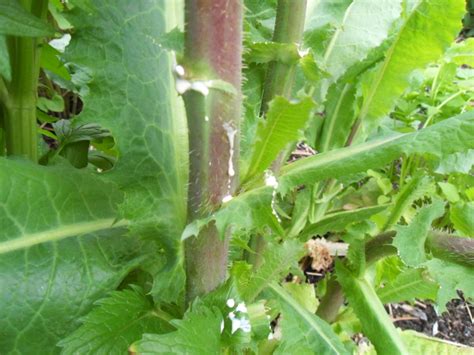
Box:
(0, 0, 473, 353)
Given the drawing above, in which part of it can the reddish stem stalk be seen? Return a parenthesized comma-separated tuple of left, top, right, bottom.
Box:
(183, 0, 243, 302)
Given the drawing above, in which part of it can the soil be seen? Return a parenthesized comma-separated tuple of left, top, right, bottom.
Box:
(388, 296, 474, 347)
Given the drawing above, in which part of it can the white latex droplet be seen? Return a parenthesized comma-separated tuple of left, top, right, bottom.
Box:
(175, 65, 185, 76)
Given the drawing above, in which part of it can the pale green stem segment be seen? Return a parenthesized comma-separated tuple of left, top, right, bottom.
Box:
(261, 0, 308, 113)
(0, 219, 128, 255)
(2, 0, 49, 161)
(249, 0, 307, 268)
(183, 0, 243, 302)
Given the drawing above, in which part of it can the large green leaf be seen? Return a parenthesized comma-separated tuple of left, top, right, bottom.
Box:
(382, 175, 434, 231)
(401, 330, 474, 354)
(377, 268, 438, 304)
(65, 0, 188, 302)
(131, 302, 223, 354)
(182, 186, 282, 240)
(279, 111, 474, 194)
(435, 149, 474, 174)
(300, 204, 390, 239)
(425, 259, 474, 312)
(269, 282, 348, 355)
(316, 82, 357, 152)
(304, 0, 352, 56)
(59, 287, 170, 354)
(0, 159, 143, 354)
(314, 0, 401, 81)
(358, 0, 465, 137)
(245, 96, 314, 181)
(450, 201, 474, 236)
(336, 261, 408, 354)
(233, 240, 303, 303)
(393, 199, 445, 267)
(213, 112, 473, 241)
(0, 0, 55, 37)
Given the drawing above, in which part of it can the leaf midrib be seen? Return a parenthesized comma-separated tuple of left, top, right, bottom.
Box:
(319, 83, 352, 152)
(0, 218, 128, 254)
(322, 0, 355, 65)
(248, 106, 289, 178)
(378, 276, 433, 303)
(358, 0, 421, 122)
(269, 282, 344, 354)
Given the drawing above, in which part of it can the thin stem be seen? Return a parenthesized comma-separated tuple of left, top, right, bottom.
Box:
(151, 308, 176, 324)
(315, 277, 344, 323)
(423, 90, 465, 128)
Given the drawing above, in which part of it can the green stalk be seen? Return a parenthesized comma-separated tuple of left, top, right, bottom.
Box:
(3, 0, 49, 161)
(260, 0, 307, 113)
(183, 0, 242, 302)
(247, 0, 307, 268)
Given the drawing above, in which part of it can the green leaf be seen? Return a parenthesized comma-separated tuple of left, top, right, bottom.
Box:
(233, 240, 303, 302)
(304, 0, 352, 56)
(383, 175, 434, 231)
(246, 42, 300, 64)
(53, 120, 110, 145)
(279, 111, 474, 194)
(358, 0, 465, 137)
(0, 0, 55, 37)
(245, 96, 314, 181)
(393, 199, 445, 267)
(438, 182, 460, 203)
(156, 27, 184, 53)
(37, 92, 65, 112)
(317, 0, 402, 81)
(401, 330, 474, 354)
(269, 282, 348, 355)
(41, 43, 71, 81)
(425, 259, 474, 312)
(182, 186, 282, 240)
(59, 287, 169, 354)
(345, 229, 367, 277)
(435, 149, 474, 174)
(68, 0, 95, 12)
(450, 201, 474, 236)
(336, 261, 408, 354)
(131, 302, 223, 354)
(0, 35, 11, 81)
(316, 82, 357, 152)
(445, 38, 474, 66)
(301, 204, 390, 239)
(377, 268, 438, 304)
(287, 188, 311, 238)
(282, 283, 319, 313)
(65, 0, 188, 302)
(37, 108, 59, 123)
(0, 159, 143, 353)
